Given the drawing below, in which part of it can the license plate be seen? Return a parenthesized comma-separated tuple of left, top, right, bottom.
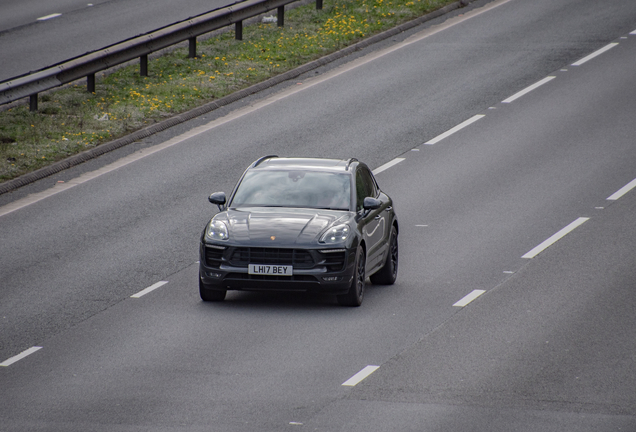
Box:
(248, 264, 293, 276)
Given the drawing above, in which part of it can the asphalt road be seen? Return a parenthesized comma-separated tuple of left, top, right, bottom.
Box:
(1, 0, 636, 430)
(0, 0, 245, 82)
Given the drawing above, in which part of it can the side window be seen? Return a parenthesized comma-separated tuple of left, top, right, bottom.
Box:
(363, 168, 378, 197)
(355, 167, 376, 211)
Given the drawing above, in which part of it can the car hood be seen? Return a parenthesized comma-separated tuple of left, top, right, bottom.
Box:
(214, 208, 352, 246)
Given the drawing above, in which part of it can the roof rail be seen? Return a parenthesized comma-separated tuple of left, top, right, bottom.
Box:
(252, 155, 278, 167)
(345, 158, 358, 170)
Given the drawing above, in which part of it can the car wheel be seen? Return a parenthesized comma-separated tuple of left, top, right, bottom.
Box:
(199, 276, 226, 302)
(337, 245, 365, 307)
(370, 225, 398, 285)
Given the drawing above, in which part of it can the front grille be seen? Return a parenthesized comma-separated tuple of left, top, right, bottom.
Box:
(228, 248, 315, 269)
(226, 273, 317, 282)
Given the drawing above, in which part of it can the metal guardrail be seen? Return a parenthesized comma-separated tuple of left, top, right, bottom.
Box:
(0, 0, 323, 111)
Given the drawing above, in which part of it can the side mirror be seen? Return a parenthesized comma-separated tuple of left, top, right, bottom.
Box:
(208, 192, 226, 211)
(363, 197, 382, 211)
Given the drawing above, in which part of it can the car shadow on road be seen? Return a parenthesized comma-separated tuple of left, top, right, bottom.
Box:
(197, 279, 391, 310)
(209, 290, 338, 309)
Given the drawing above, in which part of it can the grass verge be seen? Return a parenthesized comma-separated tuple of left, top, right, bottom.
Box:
(0, 0, 456, 183)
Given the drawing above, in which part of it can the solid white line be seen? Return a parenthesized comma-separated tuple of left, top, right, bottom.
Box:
(425, 115, 485, 145)
(37, 13, 62, 21)
(522, 217, 589, 259)
(373, 158, 405, 175)
(131, 281, 168, 298)
(502, 76, 556, 103)
(607, 178, 636, 201)
(342, 365, 380, 386)
(453, 290, 486, 307)
(1, 347, 42, 367)
(572, 43, 618, 66)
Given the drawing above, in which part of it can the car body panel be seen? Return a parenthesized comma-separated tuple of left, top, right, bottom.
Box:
(214, 208, 350, 246)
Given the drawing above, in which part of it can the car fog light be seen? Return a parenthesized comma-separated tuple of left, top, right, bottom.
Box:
(322, 276, 342, 282)
(207, 272, 222, 278)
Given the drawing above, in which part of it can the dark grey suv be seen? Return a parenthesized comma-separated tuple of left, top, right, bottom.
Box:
(199, 156, 398, 306)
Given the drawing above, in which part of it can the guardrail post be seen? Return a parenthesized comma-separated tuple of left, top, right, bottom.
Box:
(30, 94, 38, 112)
(87, 73, 96, 93)
(140, 54, 148, 76)
(189, 37, 197, 58)
(277, 6, 284, 27)
(316, 0, 323, 9)
(235, 21, 243, 40)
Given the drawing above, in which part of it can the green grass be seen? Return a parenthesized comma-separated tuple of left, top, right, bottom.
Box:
(0, 0, 456, 182)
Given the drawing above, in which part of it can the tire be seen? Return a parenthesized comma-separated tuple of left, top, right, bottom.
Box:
(370, 226, 398, 285)
(337, 245, 366, 307)
(199, 276, 226, 302)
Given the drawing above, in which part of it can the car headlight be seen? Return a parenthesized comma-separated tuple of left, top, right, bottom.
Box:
(206, 220, 229, 241)
(320, 224, 350, 243)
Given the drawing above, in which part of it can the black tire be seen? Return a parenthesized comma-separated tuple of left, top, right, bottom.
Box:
(199, 277, 226, 302)
(337, 245, 366, 307)
(370, 226, 398, 285)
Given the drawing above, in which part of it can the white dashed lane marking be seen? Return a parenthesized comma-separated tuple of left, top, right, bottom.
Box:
(502, 76, 556, 104)
(453, 290, 486, 307)
(522, 217, 589, 259)
(37, 13, 62, 21)
(424, 115, 485, 145)
(571, 43, 619, 66)
(607, 178, 636, 201)
(1, 347, 42, 367)
(342, 365, 380, 386)
(373, 158, 405, 175)
(131, 281, 168, 298)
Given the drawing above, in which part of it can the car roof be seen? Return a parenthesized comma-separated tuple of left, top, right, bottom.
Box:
(251, 157, 357, 173)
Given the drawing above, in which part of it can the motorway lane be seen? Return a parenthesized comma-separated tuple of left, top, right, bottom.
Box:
(0, 0, 244, 82)
(2, 29, 636, 430)
(330, 191, 636, 431)
(380, 40, 636, 294)
(1, 0, 635, 379)
(311, 31, 636, 430)
(0, 262, 465, 431)
(0, 0, 516, 364)
(2, 0, 636, 429)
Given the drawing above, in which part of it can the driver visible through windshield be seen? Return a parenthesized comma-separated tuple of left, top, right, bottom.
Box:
(231, 170, 351, 210)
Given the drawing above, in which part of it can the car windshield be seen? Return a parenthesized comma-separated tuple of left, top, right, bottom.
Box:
(231, 169, 351, 210)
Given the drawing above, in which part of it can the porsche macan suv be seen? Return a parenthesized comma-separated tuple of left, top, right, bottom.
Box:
(199, 156, 398, 306)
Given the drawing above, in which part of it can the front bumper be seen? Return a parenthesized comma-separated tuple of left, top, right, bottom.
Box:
(199, 242, 356, 294)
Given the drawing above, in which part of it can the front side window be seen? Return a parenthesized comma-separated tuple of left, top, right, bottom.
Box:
(231, 169, 351, 210)
(355, 167, 376, 211)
